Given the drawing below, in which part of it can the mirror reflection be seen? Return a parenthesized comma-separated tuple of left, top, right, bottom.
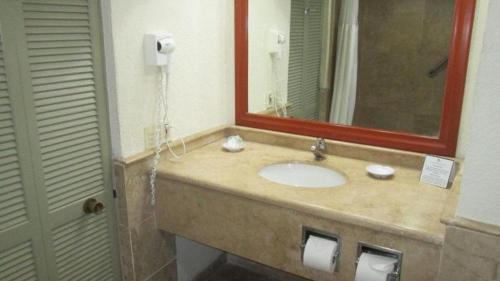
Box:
(248, 0, 454, 137)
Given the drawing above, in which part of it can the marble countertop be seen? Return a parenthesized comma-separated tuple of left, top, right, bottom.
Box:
(157, 139, 459, 245)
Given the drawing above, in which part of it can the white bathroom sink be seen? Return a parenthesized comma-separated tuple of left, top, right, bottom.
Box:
(258, 162, 346, 188)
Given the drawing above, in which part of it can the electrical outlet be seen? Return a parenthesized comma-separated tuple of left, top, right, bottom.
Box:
(144, 126, 166, 150)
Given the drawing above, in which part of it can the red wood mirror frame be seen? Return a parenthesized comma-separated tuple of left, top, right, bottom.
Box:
(235, 0, 476, 157)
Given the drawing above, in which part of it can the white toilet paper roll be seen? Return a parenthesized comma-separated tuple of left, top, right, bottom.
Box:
(302, 235, 338, 273)
(355, 253, 397, 281)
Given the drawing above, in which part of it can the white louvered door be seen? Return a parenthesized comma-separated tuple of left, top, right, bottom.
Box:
(0, 0, 120, 280)
(287, 0, 306, 118)
(287, 0, 324, 120)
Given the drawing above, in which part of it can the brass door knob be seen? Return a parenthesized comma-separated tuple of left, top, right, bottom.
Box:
(83, 198, 105, 214)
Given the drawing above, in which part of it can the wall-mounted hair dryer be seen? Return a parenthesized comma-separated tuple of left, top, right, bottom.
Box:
(268, 29, 286, 59)
(144, 32, 175, 71)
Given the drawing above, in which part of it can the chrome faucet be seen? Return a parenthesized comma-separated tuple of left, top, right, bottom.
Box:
(311, 138, 326, 161)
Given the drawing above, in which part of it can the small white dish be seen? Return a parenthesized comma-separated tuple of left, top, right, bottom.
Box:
(222, 142, 244, 152)
(222, 135, 245, 152)
(366, 165, 395, 179)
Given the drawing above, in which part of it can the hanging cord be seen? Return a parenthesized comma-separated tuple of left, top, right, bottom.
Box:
(159, 66, 186, 159)
(149, 66, 186, 206)
(271, 55, 287, 117)
(149, 71, 164, 206)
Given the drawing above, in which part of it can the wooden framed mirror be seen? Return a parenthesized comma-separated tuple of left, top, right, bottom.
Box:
(235, 0, 476, 156)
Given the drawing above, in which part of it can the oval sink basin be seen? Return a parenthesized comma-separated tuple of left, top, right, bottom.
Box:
(258, 162, 346, 188)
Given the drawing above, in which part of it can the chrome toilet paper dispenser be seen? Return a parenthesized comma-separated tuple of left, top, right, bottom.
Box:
(355, 242, 403, 281)
(300, 226, 342, 272)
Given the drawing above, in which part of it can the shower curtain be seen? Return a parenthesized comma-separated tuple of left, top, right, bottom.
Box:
(329, 0, 359, 125)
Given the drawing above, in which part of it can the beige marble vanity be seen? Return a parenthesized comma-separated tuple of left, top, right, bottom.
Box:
(154, 126, 461, 281)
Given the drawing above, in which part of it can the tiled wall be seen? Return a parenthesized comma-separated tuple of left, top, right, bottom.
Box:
(354, 0, 454, 136)
(112, 127, 227, 281)
(438, 219, 500, 281)
(114, 160, 177, 281)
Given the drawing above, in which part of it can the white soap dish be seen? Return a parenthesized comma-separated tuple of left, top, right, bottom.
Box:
(222, 135, 245, 152)
(222, 142, 244, 152)
(366, 165, 395, 179)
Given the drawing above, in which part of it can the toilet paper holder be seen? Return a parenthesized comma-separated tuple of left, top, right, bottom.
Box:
(355, 242, 403, 281)
(300, 226, 342, 272)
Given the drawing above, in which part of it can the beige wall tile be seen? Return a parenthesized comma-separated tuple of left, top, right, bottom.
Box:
(130, 215, 176, 281)
(118, 224, 134, 281)
(496, 264, 500, 281)
(438, 226, 500, 281)
(124, 161, 155, 228)
(146, 260, 177, 281)
(446, 226, 500, 261)
(114, 161, 177, 281)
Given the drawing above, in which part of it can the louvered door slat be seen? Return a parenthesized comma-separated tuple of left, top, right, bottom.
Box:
(23, 4, 89, 14)
(28, 34, 92, 43)
(30, 53, 92, 64)
(0, 106, 14, 120)
(28, 40, 92, 50)
(35, 91, 95, 107)
(32, 66, 94, 80)
(23, 0, 88, 6)
(33, 73, 94, 88)
(25, 19, 90, 28)
(35, 84, 95, 100)
(23, 11, 89, 20)
(26, 26, 91, 35)
(33, 79, 94, 93)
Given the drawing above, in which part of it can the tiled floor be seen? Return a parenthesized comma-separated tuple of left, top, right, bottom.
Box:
(203, 263, 284, 281)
